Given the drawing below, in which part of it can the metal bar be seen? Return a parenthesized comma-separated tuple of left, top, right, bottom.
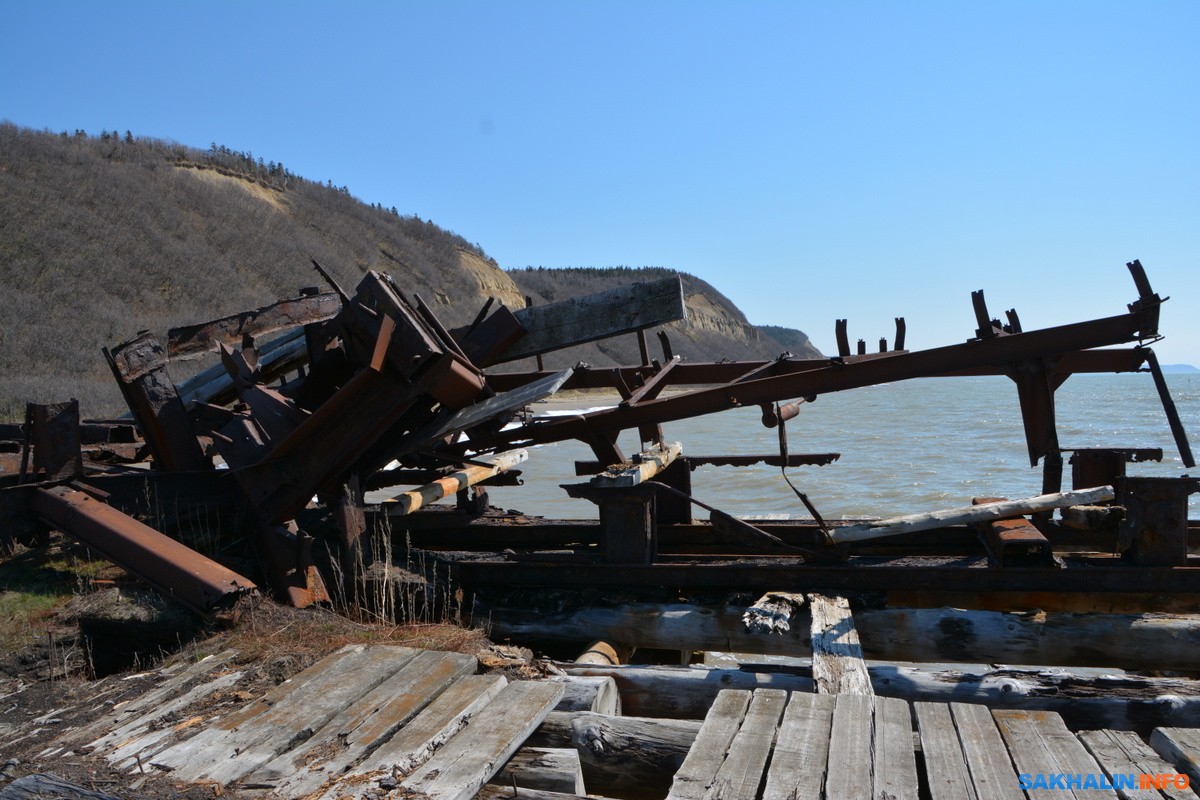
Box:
(893, 317, 906, 351)
(1144, 349, 1195, 468)
(32, 486, 255, 613)
(574, 453, 840, 474)
(835, 319, 850, 358)
(622, 357, 681, 407)
(104, 333, 209, 472)
(483, 303, 1160, 448)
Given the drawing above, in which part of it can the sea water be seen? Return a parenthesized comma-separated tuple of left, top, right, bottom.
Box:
(478, 374, 1200, 521)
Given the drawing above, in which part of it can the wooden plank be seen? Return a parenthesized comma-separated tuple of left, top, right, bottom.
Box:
(589, 442, 683, 488)
(493, 747, 585, 795)
(873, 696, 918, 800)
(495, 277, 687, 363)
(398, 681, 564, 800)
(808, 594, 873, 696)
(831, 486, 1116, 543)
(1151, 728, 1200, 786)
(668, 690, 753, 800)
(949, 703, 1024, 800)
(147, 645, 409, 781)
(65, 651, 238, 745)
(382, 449, 527, 516)
(762, 692, 835, 800)
(704, 689, 787, 800)
(826, 694, 874, 800)
(250, 650, 477, 797)
(994, 709, 1118, 800)
(915, 702, 977, 800)
(1079, 729, 1192, 800)
(340, 674, 508, 795)
(94, 670, 245, 764)
(551, 675, 621, 715)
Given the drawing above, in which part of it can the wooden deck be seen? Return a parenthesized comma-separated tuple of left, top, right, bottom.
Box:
(667, 689, 1200, 800)
(26, 644, 1200, 800)
(44, 645, 564, 800)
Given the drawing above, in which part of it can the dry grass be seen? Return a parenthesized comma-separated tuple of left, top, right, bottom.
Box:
(194, 595, 489, 680)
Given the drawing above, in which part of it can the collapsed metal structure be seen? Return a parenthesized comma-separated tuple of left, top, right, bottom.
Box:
(1, 260, 1196, 615)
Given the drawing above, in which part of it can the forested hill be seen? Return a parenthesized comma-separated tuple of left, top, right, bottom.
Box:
(506, 267, 820, 371)
(0, 123, 817, 418)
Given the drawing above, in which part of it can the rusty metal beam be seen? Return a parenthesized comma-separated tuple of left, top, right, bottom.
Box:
(104, 333, 210, 472)
(479, 298, 1161, 450)
(167, 292, 342, 359)
(32, 485, 255, 613)
(26, 400, 83, 482)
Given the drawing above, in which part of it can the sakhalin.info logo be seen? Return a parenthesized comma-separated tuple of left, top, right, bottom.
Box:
(1018, 773, 1191, 791)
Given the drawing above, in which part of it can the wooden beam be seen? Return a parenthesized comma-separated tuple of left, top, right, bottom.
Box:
(531, 711, 700, 800)
(831, 486, 1115, 543)
(491, 277, 687, 363)
(808, 594, 872, 696)
(585, 442, 683, 488)
(562, 662, 1200, 732)
(381, 449, 527, 516)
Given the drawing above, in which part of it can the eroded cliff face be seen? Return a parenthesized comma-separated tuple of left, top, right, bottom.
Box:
(455, 249, 526, 310)
(680, 292, 766, 343)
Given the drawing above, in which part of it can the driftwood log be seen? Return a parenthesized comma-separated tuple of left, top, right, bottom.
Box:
(480, 601, 1200, 672)
(830, 486, 1115, 543)
(529, 711, 702, 799)
(562, 663, 1200, 733)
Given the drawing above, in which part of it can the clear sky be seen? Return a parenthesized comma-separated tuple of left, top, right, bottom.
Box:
(3, 1, 1197, 363)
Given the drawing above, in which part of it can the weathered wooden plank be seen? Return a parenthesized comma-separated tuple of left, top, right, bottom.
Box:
(340, 674, 508, 795)
(831, 486, 1116, 543)
(704, 689, 787, 800)
(398, 680, 564, 800)
(873, 696, 918, 800)
(589, 442, 683, 488)
(826, 694, 874, 800)
(251, 650, 477, 797)
(0, 774, 124, 800)
(949, 702, 1024, 800)
(94, 670, 245, 763)
(477, 788, 621, 800)
(563, 660, 1200, 730)
(147, 645, 405, 781)
(1079, 729, 1190, 800)
(65, 651, 238, 745)
(382, 449, 527, 516)
(492, 747, 585, 795)
(994, 709, 1117, 800)
(761, 692, 834, 800)
(1151, 728, 1200, 786)
(493, 277, 687, 363)
(915, 702, 977, 800)
(809, 594, 873, 696)
(668, 690, 753, 800)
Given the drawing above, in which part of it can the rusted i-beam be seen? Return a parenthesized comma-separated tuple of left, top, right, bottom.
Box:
(32, 486, 255, 613)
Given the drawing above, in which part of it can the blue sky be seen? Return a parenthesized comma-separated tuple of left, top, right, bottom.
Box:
(3, 1, 1197, 362)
